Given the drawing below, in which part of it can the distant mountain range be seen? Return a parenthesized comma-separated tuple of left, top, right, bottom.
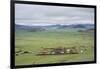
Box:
(15, 24, 94, 32)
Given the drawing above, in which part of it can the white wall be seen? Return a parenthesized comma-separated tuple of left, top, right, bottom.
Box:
(0, 0, 99, 69)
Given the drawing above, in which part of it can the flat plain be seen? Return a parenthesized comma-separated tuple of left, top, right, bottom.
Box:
(15, 29, 94, 65)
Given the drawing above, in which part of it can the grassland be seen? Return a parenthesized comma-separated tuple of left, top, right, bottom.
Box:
(15, 30, 94, 65)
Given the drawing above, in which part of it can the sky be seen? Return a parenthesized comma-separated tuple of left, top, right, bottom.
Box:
(15, 4, 94, 26)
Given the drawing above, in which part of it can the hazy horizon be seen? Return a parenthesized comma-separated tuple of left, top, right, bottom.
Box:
(15, 22, 94, 26)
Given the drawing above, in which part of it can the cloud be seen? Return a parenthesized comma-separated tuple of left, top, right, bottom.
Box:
(15, 4, 94, 25)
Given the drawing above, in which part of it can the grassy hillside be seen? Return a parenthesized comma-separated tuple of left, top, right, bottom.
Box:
(15, 30, 94, 65)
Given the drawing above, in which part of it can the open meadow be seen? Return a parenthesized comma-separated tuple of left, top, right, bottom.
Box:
(15, 30, 94, 65)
